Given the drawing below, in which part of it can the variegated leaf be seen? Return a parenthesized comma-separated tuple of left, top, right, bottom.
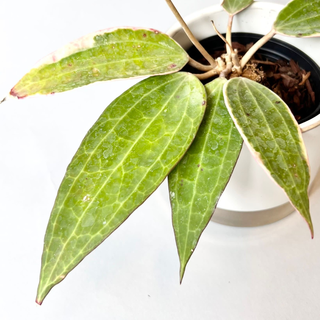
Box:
(36, 72, 206, 304)
(221, 0, 254, 15)
(224, 77, 313, 236)
(169, 78, 242, 280)
(9, 28, 189, 98)
(274, 0, 320, 37)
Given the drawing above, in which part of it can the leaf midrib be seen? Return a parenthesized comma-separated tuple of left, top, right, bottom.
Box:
(64, 79, 194, 274)
(239, 80, 308, 213)
(19, 53, 186, 93)
(40, 73, 189, 295)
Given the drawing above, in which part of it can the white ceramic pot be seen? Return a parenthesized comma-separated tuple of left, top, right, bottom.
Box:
(167, 2, 320, 226)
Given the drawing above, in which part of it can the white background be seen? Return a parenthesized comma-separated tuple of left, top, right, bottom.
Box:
(1, 0, 320, 319)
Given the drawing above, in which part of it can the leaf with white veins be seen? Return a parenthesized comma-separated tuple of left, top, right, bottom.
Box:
(9, 28, 189, 99)
(224, 77, 313, 236)
(221, 0, 253, 15)
(274, 0, 320, 37)
(36, 72, 206, 304)
(169, 78, 242, 281)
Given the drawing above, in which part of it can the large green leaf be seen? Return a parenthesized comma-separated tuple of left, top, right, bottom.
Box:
(10, 28, 188, 98)
(274, 0, 320, 37)
(221, 0, 253, 15)
(169, 78, 242, 281)
(224, 77, 313, 236)
(36, 72, 206, 304)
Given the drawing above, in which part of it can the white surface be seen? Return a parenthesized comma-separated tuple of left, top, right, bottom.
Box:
(1, 0, 320, 319)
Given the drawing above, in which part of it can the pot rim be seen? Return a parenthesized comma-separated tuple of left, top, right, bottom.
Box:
(166, 1, 320, 133)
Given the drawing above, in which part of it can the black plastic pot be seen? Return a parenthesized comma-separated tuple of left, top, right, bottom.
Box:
(183, 33, 320, 124)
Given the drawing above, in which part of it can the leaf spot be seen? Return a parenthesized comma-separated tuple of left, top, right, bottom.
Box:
(92, 68, 100, 76)
(82, 195, 91, 202)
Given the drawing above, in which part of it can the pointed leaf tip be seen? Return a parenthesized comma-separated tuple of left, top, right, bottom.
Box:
(169, 78, 242, 279)
(36, 72, 206, 302)
(224, 77, 313, 234)
(35, 299, 42, 306)
(10, 28, 188, 99)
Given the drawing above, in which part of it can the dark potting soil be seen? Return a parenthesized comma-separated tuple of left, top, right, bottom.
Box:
(201, 41, 315, 122)
(183, 33, 319, 123)
(235, 42, 315, 122)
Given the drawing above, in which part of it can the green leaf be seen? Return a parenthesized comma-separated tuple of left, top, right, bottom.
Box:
(221, 0, 253, 15)
(224, 77, 313, 236)
(169, 78, 242, 281)
(10, 28, 189, 98)
(35, 72, 206, 304)
(274, 0, 320, 37)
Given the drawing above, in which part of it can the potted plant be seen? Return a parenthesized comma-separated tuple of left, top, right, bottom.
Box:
(2, 0, 320, 305)
(166, 1, 320, 227)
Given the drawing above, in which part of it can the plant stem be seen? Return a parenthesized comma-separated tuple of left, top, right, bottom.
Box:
(220, 59, 232, 78)
(231, 50, 241, 73)
(226, 14, 234, 55)
(240, 29, 276, 69)
(194, 68, 219, 80)
(165, 0, 216, 66)
(211, 20, 234, 54)
(188, 57, 213, 71)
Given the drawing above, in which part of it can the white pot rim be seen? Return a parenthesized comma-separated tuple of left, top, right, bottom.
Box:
(167, 1, 320, 133)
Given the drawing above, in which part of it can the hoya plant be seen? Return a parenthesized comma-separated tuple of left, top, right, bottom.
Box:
(2, 0, 320, 304)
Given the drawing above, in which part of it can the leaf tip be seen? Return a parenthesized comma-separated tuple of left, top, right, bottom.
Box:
(9, 87, 27, 100)
(310, 223, 314, 239)
(303, 215, 314, 239)
(179, 268, 185, 284)
(35, 298, 43, 306)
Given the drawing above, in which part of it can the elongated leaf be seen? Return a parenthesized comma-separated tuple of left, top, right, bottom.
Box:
(224, 77, 313, 236)
(274, 0, 320, 37)
(169, 78, 242, 281)
(36, 72, 206, 304)
(221, 0, 253, 15)
(10, 28, 189, 98)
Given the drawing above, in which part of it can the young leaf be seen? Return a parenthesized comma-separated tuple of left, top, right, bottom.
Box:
(274, 0, 320, 37)
(9, 28, 189, 99)
(221, 0, 254, 15)
(169, 78, 242, 281)
(224, 77, 313, 236)
(36, 72, 206, 304)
